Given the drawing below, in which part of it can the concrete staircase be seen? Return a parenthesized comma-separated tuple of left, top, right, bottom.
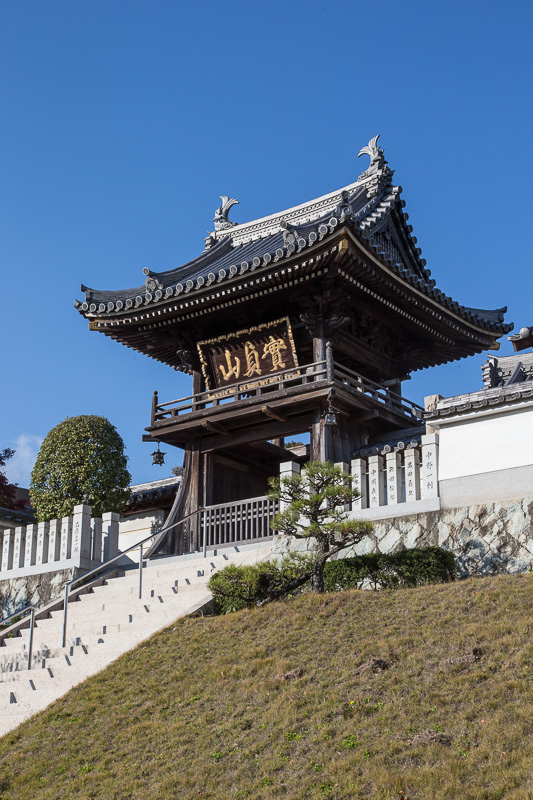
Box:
(0, 541, 273, 736)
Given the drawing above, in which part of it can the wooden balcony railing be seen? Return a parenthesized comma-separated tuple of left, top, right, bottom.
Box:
(150, 359, 423, 426)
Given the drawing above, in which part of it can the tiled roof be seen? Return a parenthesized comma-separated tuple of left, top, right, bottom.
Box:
(124, 477, 181, 510)
(425, 383, 533, 419)
(75, 135, 512, 339)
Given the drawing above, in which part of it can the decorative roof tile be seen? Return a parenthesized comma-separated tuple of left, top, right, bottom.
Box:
(75, 136, 512, 343)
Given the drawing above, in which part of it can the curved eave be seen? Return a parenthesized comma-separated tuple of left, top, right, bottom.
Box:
(78, 205, 511, 339)
(79, 226, 511, 378)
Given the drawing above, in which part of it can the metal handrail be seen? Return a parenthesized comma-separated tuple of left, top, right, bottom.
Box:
(0, 604, 37, 670)
(60, 506, 205, 648)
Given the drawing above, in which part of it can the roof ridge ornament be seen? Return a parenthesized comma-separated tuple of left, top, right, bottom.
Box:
(213, 195, 239, 231)
(357, 134, 394, 197)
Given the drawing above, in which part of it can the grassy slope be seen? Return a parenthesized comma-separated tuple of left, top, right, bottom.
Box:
(0, 574, 532, 800)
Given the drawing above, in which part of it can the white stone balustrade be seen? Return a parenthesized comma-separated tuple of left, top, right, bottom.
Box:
(347, 436, 441, 521)
(0, 504, 119, 580)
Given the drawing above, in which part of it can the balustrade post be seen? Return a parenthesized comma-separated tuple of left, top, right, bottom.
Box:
(36, 521, 49, 566)
(2, 529, 14, 572)
(71, 504, 92, 570)
(60, 516, 72, 562)
(101, 512, 120, 562)
(326, 341, 334, 382)
(367, 455, 385, 508)
(24, 524, 38, 567)
(27, 608, 35, 671)
(48, 519, 61, 564)
(404, 448, 421, 502)
(151, 390, 158, 425)
(351, 458, 368, 511)
(279, 461, 301, 512)
(13, 526, 25, 569)
(385, 452, 402, 505)
(420, 434, 439, 499)
(335, 462, 351, 511)
(91, 517, 103, 566)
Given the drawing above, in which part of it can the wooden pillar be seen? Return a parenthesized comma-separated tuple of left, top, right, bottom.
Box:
(311, 408, 326, 463)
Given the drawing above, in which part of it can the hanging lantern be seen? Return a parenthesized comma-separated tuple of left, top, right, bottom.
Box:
(151, 443, 166, 466)
(324, 407, 338, 426)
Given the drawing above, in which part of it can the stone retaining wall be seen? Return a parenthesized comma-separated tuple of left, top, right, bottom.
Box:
(275, 497, 533, 577)
(0, 567, 82, 618)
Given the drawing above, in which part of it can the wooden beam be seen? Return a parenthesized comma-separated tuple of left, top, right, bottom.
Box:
(261, 405, 288, 423)
(201, 420, 228, 435)
(200, 413, 316, 454)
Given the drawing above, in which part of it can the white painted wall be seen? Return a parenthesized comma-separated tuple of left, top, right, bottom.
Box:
(118, 509, 165, 561)
(435, 403, 533, 481)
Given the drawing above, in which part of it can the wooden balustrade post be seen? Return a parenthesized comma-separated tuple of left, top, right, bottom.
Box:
(151, 390, 158, 424)
(326, 341, 334, 382)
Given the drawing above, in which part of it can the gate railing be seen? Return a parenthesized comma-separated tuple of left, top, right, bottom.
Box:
(203, 496, 279, 549)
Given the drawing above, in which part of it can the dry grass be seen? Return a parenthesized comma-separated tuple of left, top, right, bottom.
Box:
(1, 574, 533, 799)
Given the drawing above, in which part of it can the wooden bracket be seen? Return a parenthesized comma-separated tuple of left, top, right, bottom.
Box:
(201, 419, 228, 435)
(261, 405, 288, 423)
(334, 237, 350, 262)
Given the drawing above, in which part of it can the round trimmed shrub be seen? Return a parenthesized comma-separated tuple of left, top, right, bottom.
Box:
(30, 415, 131, 521)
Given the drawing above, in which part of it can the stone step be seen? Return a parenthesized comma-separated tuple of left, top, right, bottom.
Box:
(0, 585, 211, 675)
(0, 541, 274, 736)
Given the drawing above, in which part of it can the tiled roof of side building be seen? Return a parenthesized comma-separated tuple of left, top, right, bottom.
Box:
(75, 135, 512, 337)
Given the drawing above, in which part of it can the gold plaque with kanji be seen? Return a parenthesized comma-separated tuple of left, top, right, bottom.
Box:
(197, 317, 299, 391)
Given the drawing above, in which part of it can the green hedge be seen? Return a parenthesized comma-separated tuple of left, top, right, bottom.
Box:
(208, 547, 456, 614)
(323, 547, 456, 592)
(208, 555, 313, 615)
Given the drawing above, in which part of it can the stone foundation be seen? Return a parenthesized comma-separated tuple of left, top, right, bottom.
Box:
(274, 497, 533, 577)
(0, 568, 82, 617)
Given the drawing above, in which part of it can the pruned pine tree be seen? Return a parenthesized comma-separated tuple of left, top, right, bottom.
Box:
(269, 461, 373, 592)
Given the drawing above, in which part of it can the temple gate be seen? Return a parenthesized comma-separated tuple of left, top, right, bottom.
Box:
(76, 136, 511, 554)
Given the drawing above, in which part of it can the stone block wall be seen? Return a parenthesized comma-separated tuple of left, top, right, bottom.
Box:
(0, 567, 83, 617)
(275, 497, 533, 577)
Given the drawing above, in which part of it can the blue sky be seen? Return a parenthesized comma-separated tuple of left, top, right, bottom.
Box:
(1, 0, 532, 487)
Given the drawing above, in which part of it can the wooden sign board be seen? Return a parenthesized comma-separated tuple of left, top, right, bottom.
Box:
(197, 317, 299, 392)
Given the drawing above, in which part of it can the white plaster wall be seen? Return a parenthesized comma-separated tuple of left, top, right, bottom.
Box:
(118, 510, 165, 561)
(437, 405, 533, 481)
